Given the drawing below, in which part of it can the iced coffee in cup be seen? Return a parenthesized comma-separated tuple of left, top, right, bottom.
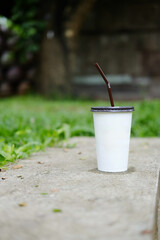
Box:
(92, 63, 135, 172)
(91, 106, 134, 172)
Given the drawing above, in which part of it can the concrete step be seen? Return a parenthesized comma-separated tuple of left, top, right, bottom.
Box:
(0, 137, 159, 240)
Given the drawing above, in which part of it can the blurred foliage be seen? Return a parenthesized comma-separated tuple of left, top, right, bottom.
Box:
(0, 96, 160, 166)
(0, 0, 45, 63)
(0, 16, 38, 96)
(0, 0, 45, 96)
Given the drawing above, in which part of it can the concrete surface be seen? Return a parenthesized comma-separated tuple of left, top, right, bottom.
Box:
(0, 137, 160, 240)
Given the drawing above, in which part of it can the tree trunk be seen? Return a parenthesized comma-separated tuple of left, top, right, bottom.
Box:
(38, 34, 68, 96)
(37, 1, 70, 97)
(37, 0, 96, 97)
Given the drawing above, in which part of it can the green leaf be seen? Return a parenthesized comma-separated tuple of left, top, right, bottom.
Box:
(52, 209, 62, 213)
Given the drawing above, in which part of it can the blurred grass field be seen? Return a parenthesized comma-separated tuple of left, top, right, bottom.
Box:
(0, 96, 160, 166)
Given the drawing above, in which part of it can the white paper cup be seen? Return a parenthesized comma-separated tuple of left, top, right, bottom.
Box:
(91, 106, 134, 172)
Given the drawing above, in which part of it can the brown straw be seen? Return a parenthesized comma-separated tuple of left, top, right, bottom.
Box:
(95, 63, 114, 107)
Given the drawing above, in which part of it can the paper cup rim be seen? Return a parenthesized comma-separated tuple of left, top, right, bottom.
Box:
(91, 106, 134, 112)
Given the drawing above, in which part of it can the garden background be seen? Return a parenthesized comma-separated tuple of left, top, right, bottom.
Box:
(0, 0, 160, 166)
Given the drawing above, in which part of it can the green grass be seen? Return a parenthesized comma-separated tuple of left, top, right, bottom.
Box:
(0, 96, 160, 166)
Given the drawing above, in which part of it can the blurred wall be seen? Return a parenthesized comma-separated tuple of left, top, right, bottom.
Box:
(39, 0, 160, 100)
(72, 0, 160, 100)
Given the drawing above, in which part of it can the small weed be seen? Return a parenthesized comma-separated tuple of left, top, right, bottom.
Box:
(52, 208, 62, 213)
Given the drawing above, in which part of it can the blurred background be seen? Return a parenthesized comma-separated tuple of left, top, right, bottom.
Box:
(0, 0, 160, 166)
(0, 0, 160, 100)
